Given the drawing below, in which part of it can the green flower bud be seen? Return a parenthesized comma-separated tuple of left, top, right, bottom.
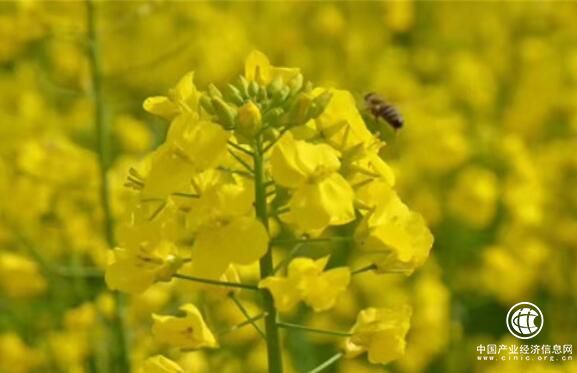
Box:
(263, 107, 284, 126)
(199, 95, 215, 115)
(308, 91, 333, 118)
(261, 126, 280, 143)
(257, 85, 269, 102)
(287, 93, 313, 126)
(289, 74, 304, 94)
(237, 75, 250, 97)
(237, 100, 262, 138)
(248, 80, 259, 97)
(225, 84, 245, 106)
(211, 97, 237, 129)
(267, 76, 283, 97)
(271, 86, 290, 107)
(208, 83, 223, 99)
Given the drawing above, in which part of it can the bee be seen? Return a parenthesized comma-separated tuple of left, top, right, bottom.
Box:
(364, 92, 404, 131)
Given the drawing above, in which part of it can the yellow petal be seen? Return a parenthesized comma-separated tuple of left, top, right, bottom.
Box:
(349, 306, 411, 364)
(173, 71, 199, 112)
(139, 355, 184, 373)
(295, 141, 341, 176)
(259, 277, 301, 312)
(105, 255, 155, 294)
(314, 88, 374, 152)
(220, 216, 269, 264)
(152, 303, 217, 349)
(168, 114, 231, 172)
(318, 174, 356, 225)
(190, 217, 268, 279)
(303, 267, 350, 312)
(141, 145, 195, 199)
(245, 50, 271, 83)
(366, 331, 407, 364)
(270, 133, 307, 188)
(143, 97, 179, 120)
(244, 50, 299, 85)
(288, 256, 326, 279)
(289, 184, 333, 232)
(289, 174, 355, 232)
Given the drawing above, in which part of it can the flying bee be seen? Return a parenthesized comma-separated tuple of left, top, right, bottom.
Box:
(364, 92, 404, 131)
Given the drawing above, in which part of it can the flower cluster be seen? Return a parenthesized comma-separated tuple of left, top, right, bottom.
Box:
(105, 51, 432, 372)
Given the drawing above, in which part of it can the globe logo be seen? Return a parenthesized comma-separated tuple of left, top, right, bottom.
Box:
(506, 302, 544, 339)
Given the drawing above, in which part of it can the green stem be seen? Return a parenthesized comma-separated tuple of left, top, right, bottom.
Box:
(307, 352, 343, 373)
(173, 273, 260, 291)
(171, 192, 200, 199)
(351, 264, 409, 276)
(228, 149, 255, 174)
(216, 166, 254, 179)
(272, 243, 303, 274)
(228, 141, 254, 156)
(271, 237, 353, 246)
(86, 0, 113, 246)
(229, 293, 266, 339)
(351, 263, 377, 275)
(272, 206, 290, 216)
(85, 1, 130, 372)
(218, 313, 267, 336)
(263, 126, 290, 153)
(254, 138, 284, 373)
(277, 322, 352, 338)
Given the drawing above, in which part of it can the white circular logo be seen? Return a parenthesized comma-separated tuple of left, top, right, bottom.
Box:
(506, 302, 544, 339)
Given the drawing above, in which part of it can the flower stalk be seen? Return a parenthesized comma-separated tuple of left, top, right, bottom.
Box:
(307, 352, 343, 373)
(229, 293, 266, 338)
(254, 136, 284, 373)
(276, 322, 352, 338)
(173, 273, 260, 291)
(218, 313, 268, 336)
(85, 1, 130, 371)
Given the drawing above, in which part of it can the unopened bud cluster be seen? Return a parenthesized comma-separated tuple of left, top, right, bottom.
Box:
(199, 73, 332, 142)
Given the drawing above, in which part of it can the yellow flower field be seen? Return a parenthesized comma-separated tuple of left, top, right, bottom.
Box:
(1, 1, 576, 373)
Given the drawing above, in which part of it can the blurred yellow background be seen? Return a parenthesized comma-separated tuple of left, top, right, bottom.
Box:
(1, 1, 577, 372)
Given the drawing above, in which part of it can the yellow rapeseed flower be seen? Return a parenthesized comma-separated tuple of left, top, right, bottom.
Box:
(152, 304, 218, 350)
(0, 332, 43, 373)
(270, 132, 355, 232)
(143, 71, 199, 120)
(105, 241, 180, 294)
(181, 180, 268, 280)
(237, 100, 262, 138)
(244, 50, 300, 85)
(139, 355, 184, 373)
(344, 306, 411, 364)
(355, 190, 433, 274)
(142, 113, 230, 199)
(259, 256, 350, 312)
(0, 252, 46, 298)
(314, 88, 374, 154)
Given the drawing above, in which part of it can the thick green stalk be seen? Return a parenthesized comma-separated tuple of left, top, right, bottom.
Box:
(85, 0, 113, 245)
(85, 1, 130, 372)
(254, 138, 284, 373)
